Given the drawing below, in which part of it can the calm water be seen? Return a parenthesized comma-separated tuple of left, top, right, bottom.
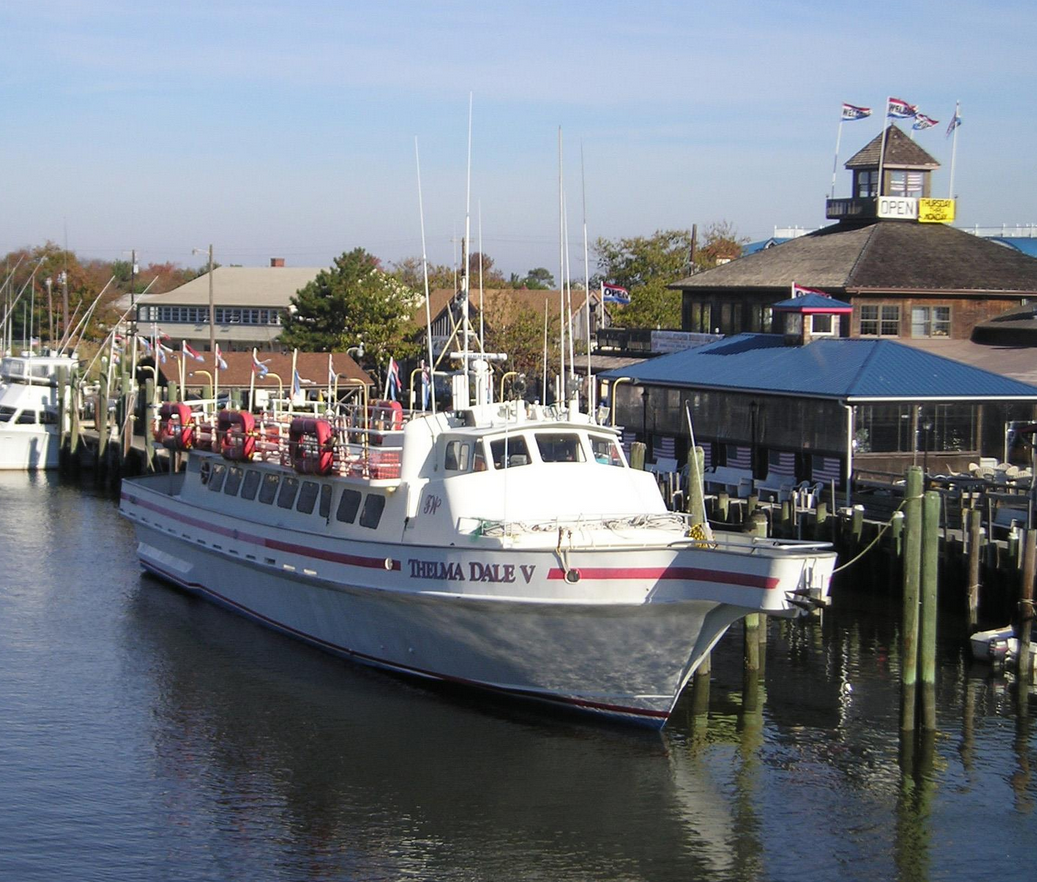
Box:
(1, 472, 1034, 882)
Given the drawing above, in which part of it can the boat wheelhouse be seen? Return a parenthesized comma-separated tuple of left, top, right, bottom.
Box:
(0, 353, 77, 470)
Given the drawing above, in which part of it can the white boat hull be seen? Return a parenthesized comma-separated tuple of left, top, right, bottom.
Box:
(123, 477, 834, 726)
(0, 426, 59, 470)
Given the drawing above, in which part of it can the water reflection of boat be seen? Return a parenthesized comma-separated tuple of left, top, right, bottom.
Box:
(0, 353, 76, 470)
(126, 579, 740, 880)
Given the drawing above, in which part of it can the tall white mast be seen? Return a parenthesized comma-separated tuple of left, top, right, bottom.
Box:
(557, 127, 566, 400)
(582, 141, 592, 412)
(462, 92, 473, 376)
(414, 136, 436, 413)
(948, 100, 961, 199)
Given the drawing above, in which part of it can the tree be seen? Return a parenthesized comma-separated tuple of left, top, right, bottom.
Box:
(390, 251, 506, 292)
(482, 292, 559, 385)
(279, 248, 420, 367)
(694, 220, 747, 271)
(593, 229, 693, 329)
(510, 267, 555, 289)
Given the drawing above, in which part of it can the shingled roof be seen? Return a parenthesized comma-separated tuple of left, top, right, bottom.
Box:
(845, 124, 939, 169)
(671, 222, 1037, 294)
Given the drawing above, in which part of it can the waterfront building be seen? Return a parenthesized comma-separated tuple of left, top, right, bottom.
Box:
(134, 259, 321, 352)
(602, 300, 1037, 492)
(672, 125, 1037, 342)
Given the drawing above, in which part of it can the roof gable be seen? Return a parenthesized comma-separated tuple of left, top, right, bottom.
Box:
(845, 124, 939, 169)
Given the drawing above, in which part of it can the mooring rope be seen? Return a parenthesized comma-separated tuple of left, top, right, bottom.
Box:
(831, 496, 915, 574)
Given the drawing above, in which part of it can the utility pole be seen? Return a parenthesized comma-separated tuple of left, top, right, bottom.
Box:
(207, 244, 214, 354)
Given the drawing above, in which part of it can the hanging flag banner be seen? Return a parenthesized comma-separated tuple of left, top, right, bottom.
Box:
(912, 114, 939, 131)
(602, 283, 630, 304)
(251, 350, 270, 378)
(791, 283, 830, 298)
(946, 109, 962, 137)
(887, 97, 918, 118)
(214, 344, 228, 370)
(183, 342, 205, 363)
(841, 103, 871, 121)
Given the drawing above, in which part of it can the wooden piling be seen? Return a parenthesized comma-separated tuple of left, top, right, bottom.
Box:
(691, 653, 711, 719)
(967, 509, 982, 631)
(901, 466, 923, 732)
(920, 489, 940, 731)
(686, 445, 706, 527)
(716, 491, 730, 522)
(629, 442, 645, 471)
(1018, 529, 1036, 684)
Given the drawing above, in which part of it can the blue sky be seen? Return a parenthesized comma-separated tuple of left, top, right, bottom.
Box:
(2, 0, 1033, 277)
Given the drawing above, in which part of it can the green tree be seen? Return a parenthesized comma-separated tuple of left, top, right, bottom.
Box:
(482, 293, 559, 385)
(510, 267, 555, 289)
(593, 229, 693, 329)
(280, 248, 421, 366)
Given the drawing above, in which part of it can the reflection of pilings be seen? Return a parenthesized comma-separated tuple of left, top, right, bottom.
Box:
(691, 653, 711, 719)
(959, 677, 978, 774)
(1011, 683, 1034, 814)
(732, 685, 764, 882)
(896, 728, 936, 882)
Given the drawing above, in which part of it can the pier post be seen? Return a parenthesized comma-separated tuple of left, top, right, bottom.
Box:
(630, 442, 646, 471)
(900, 466, 923, 732)
(691, 653, 711, 719)
(144, 378, 156, 472)
(686, 445, 706, 527)
(920, 490, 940, 731)
(851, 504, 864, 544)
(967, 509, 982, 631)
(716, 491, 730, 523)
(1018, 529, 1036, 684)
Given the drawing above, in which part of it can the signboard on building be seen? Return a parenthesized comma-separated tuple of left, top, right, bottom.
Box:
(877, 197, 918, 220)
(918, 198, 956, 224)
(826, 198, 874, 220)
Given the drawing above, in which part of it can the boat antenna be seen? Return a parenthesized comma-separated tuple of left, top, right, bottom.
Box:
(478, 200, 485, 353)
(61, 275, 120, 355)
(462, 91, 473, 397)
(563, 192, 575, 406)
(414, 136, 436, 413)
(0, 256, 46, 348)
(582, 140, 593, 415)
(557, 127, 565, 402)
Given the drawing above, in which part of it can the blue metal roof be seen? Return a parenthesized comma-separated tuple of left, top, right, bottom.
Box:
(771, 292, 853, 311)
(990, 237, 1037, 259)
(601, 334, 1037, 400)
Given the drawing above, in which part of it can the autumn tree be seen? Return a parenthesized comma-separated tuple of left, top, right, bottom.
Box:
(693, 221, 747, 271)
(280, 248, 420, 367)
(481, 291, 559, 387)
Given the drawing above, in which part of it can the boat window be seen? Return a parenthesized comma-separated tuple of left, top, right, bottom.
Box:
(297, 481, 319, 514)
(39, 410, 58, 425)
(590, 435, 624, 467)
(336, 488, 362, 523)
(16, 410, 37, 425)
(359, 493, 385, 529)
(473, 443, 487, 471)
(258, 474, 280, 504)
(489, 436, 531, 469)
(241, 469, 260, 500)
(224, 466, 244, 496)
(0, 406, 15, 422)
(319, 484, 332, 518)
(277, 476, 299, 509)
(536, 433, 585, 463)
(444, 440, 471, 472)
(208, 463, 227, 492)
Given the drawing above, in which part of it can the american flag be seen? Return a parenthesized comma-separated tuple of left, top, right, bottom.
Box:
(946, 107, 962, 137)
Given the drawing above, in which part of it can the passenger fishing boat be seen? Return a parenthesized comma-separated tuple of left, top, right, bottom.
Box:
(0, 352, 76, 470)
(119, 359, 836, 727)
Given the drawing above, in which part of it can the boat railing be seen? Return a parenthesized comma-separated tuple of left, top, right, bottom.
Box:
(185, 401, 414, 481)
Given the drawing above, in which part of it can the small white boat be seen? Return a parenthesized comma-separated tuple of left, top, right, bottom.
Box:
(970, 624, 1037, 671)
(0, 352, 77, 470)
(120, 374, 837, 727)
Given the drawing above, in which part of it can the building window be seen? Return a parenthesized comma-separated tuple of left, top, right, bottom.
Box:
(854, 403, 977, 454)
(859, 305, 900, 336)
(911, 306, 951, 338)
(889, 171, 924, 198)
(857, 170, 877, 198)
(810, 314, 834, 335)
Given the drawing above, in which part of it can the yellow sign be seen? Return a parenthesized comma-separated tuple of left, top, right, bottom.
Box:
(918, 198, 956, 224)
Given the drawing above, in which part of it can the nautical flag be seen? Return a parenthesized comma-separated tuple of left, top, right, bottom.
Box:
(291, 369, 302, 399)
(214, 344, 227, 370)
(387, 357, 402, 402)
(158, 342, 174, 364)
(791, 283, 829, 299)
(912, 113, 938, 131)
(183, 342, 205, 363)
(251, 350, 270, 378)
(946, 108, 962, 137)
(841, 103, 871, 121)
(602, 283, 630, 304)
(137, 336, 153, 354)
(887, 97, 918, 119)
(327, 352, 335, 385)
(420, 360, 431, 410)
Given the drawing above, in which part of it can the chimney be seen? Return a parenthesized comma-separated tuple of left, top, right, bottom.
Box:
(270, 258, 285, 268)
